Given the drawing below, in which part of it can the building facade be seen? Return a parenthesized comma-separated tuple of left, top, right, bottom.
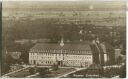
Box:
(29, 42, 93, 67)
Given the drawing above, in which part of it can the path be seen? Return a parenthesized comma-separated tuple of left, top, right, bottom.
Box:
(56, 68, 87, 78)
(2, 66, 30, 77)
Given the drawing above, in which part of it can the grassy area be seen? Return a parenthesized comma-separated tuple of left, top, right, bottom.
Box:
(7, 66, 76, 78)
(48, 68, 75, 77)
(7, 67, 31, 78)
(33, 68, 76, 78)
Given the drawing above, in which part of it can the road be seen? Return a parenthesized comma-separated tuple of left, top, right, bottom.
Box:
(25, 65, 87, 78)
(26, 73, 39, 78)
(2, 66, 30, 78)
(56, 68, 87, 78)
(2, 65, 87, 78)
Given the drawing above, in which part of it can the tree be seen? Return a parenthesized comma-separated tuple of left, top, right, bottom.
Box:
(20, 41, 35, 64)
(116, 56, 123, 64)
(52, 63, 58, 71)
(119, 64, 126, 78)
(2, 63, 10, 75)
(37, 67, 49, 77)
(29, 68, 35, 75)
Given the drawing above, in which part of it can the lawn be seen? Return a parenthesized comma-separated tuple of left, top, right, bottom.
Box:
(7, 67, 31, 78)
(48, 68, 75, 77)
(32, 68, 76, 78)
(7, 67, 76, 78)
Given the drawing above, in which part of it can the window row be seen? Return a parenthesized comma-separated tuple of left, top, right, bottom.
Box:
(30, 50, 91, 54)
(66, 56, 92, 59)
(30, 55, 92, 60)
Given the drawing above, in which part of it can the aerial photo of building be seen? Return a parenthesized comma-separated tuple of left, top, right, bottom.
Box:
(29, 39, 93, 67)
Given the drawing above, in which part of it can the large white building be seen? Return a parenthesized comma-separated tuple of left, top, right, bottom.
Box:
(29, 41, 93, 67)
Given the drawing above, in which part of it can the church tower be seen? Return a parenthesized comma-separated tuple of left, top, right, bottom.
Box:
(60, 37, 64, 47)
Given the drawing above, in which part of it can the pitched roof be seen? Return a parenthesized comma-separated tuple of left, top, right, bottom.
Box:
(30, 42, 92, 55)
(31, 43, 91, 51)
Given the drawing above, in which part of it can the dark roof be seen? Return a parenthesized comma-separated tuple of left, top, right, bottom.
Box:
(31, 43, 91, 51)
(30, 43, 92, 55)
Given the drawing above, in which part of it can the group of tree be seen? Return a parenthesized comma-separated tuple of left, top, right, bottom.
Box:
(51, 64, 59, 71)
(29, 67, 50, 77)
(4, 18, 125, 43)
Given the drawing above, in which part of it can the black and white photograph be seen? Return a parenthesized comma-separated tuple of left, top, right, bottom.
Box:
(2, 0, 126, 78)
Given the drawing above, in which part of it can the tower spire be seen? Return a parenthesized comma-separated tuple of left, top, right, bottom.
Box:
(60, 37, 64, 47)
